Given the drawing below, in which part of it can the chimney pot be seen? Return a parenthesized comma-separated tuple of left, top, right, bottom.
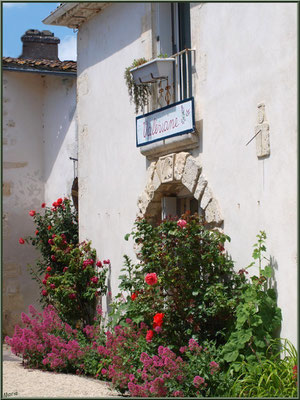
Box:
(20, 29, 60, 60)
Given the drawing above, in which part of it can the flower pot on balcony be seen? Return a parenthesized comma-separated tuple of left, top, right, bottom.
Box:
(130, 58, 175, 85)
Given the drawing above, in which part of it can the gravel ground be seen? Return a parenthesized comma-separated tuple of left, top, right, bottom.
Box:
(2, 345, 120, 398)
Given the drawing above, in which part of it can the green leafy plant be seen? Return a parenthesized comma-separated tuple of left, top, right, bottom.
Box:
(124, 57, 151, 114)
(229, 338, 298, 397)
(221, 231, 282, 370)
(110, 213, 245, 351)
(19, 198, 108, 327)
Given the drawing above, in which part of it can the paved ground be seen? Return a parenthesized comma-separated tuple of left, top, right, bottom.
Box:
(2, 345, 120, 398)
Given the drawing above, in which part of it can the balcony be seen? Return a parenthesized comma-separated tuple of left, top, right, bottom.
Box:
(133, 49, 198, 159)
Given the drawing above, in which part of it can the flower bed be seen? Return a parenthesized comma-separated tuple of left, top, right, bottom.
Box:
(8, 207, 297, 397)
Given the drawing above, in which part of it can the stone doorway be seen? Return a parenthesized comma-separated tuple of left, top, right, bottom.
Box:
(137, 152, 223, 229)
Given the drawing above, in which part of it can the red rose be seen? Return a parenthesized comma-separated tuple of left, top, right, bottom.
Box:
(91, 276, 99, 284)
(52, 234, 56, 238)
(29, 210, 36, 217)
(35, 230, 39, 235)
(153, 313, 164, 328)
(42, 279, 47, 285)
(52, 201, 58, 207)
(19, 238, 25, 244)
(63, 267, 68, 273)
(146, 330, 154, 342)
(51, 255, 56, 262)
(42, 290, 48, 296)
(48, 239, 54, 245)
(69, 293, 76, 299)
(96, 261, 102, 267)
(46, 266, 52, 272)
(48, 225, 52, 230)
(50, 284, 56, 289)
(103, 259, 110, 264)
(145, 273, 158, 286)
(57, 198, 63, 205)
(41, 203, 46, 208)
(45, 273, 50, 280)
(131, 292, 137, 301)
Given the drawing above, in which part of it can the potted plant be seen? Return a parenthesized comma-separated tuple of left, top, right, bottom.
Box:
(130, 56, 175, 85)
(124, 58, 151, 114)
(124, 55, 175, 114)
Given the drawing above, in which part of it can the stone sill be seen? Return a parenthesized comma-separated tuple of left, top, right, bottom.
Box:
(139, 131, 199, 160)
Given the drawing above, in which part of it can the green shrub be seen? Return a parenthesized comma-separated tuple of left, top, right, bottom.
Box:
(20, 197, 108, 327)
(110, 213, 245, 350)
(222, 231, 282, 369)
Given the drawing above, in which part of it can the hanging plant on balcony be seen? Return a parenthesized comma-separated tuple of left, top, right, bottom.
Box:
(124, 58, 151, 114)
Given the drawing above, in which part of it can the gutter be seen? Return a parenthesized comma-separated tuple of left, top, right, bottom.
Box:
(3, 66, 76, 77)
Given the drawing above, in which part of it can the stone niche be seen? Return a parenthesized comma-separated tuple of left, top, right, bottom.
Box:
(137, 152, 223, 228)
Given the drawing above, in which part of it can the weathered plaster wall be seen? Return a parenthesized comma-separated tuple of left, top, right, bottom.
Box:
(43, 75, 77, 204)
(190, 2, 297, 345)
(77, 2, 153, 311)
(3, 71, 44, 335)
(3, 71, 77, 335)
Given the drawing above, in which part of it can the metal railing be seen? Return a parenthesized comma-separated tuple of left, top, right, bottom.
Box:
(151, 48, 195, 110)
(171, 48, 195, 102)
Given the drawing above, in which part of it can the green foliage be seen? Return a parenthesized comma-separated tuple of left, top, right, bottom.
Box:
(26, 198, 78, 281)
(229, 339, 298, 397)
(23, 198, 108, 327)
(45, 240, 108, 327)
(221, 231, 282, 369)
(124, 57, 151, 114)
(110, 213, 245, 350)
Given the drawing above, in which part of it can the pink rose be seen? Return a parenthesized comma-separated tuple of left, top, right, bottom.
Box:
(42, 290, 48, 296)
(50, 284, 56, 289)
(145, 272, 158, 286)
(177, 219, 187, 228)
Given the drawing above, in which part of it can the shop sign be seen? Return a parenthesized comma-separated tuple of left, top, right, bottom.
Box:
(136, 97, 195, 147)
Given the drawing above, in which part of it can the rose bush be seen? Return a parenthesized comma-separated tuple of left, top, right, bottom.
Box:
(20, 197, 108, 327)
(111, 213, 245, 350)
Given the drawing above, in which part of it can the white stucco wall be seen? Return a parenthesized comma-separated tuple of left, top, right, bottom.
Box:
(77, 2, 153, 302)
(190, 2, 297, 345)
(3, 70, 77, 335)
(76, 2, 297, 344)
(43, 75, 77, 205)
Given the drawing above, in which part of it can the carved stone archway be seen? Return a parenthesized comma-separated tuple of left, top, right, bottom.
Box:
(137, 152, 223, 228)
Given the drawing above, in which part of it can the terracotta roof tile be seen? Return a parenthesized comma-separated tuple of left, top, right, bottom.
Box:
(2, 56, 76, 73)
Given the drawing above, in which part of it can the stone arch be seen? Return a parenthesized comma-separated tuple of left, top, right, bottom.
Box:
(137, 152, 223, 228)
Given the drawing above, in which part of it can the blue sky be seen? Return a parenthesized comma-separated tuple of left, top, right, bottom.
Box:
(2, 2, 77, 60)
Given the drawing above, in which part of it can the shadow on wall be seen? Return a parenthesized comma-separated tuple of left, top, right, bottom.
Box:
(43, 75, 77, 182)
(77, 2, 151, 71)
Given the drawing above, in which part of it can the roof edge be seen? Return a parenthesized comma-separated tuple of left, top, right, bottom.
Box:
(43, 3, 111, 29)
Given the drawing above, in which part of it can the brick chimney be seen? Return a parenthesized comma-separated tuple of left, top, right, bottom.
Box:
(20, 29, 60, 60)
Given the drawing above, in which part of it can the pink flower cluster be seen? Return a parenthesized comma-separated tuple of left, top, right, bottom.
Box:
(128, 346, 186, 397)
(5, 305, 85, 372)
